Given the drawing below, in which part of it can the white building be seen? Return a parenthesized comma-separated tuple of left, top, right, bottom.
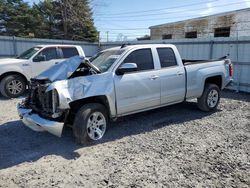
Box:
(150, 8, 250, 40)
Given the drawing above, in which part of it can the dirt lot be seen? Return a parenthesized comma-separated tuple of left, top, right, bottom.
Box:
(0, 91, 249, 188)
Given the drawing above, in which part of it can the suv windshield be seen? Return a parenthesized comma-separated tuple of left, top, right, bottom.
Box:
(17, 47, 42, 59)
(90, 49, 124, 72)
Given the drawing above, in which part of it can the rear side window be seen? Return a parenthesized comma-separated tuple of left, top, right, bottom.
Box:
(61, 47, 79, 58)
(39, 47, 59, 61)
(157, 48, 177, 68)
(123, 49, 154, 71)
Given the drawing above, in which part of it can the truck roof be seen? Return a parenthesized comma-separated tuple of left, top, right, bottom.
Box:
(104, 44, 176, 52)
(36, 44, 82, 48)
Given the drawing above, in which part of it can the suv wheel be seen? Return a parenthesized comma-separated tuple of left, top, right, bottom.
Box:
(73, 103, 109, 144)
(197, 83, 221, 112)
(0, 75, 27, 98)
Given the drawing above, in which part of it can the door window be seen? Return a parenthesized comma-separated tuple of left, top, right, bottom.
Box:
(37, 47, 58, 61)
(61, 47, 79, 58)
(123, 48, 154, 71)
(157, 48, 177, 68)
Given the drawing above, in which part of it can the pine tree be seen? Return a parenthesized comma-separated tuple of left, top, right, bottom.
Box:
(33, 0, 64, 39)
(0, 0, 98, 42)
(0, 0, 39, 37)
(58, 0, 98, 41)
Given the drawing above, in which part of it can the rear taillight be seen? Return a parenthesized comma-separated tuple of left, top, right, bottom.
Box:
(229, 64, 233, 77)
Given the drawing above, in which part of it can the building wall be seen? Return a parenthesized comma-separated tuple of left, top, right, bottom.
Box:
(150, 9, 250, 40)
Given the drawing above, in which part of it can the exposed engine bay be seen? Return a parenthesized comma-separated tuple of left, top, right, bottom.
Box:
(23, 56, 100, 121)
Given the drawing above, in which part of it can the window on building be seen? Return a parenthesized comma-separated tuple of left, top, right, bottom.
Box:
(185, 31, 197, 38)
(123, 49, 154, 71)
(214, 27, 230, 37)
(162, 34, 172, 40)
(157, 48, 177, 68)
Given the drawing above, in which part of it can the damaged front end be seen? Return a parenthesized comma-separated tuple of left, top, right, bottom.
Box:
(17, 56, 86, 137)
(18, 78, 65, 137)
(28, 78, 63, 119)
(18, 53, 118, 138)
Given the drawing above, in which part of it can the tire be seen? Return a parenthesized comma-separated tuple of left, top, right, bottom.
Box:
(73, 103, 109, 144)
(0, 74, 27, 98)
(197, 83, 221, 112)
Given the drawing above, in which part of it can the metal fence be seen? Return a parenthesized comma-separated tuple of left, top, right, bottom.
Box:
(0, 35, 249, 92)
(0, 35, 99, 57)
(101, 37, 250, 93)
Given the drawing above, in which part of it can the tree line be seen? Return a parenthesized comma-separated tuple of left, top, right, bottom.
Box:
(0, 0, 98, 42)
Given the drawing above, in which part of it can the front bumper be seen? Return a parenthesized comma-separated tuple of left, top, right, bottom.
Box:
(17, 104, 64, 137)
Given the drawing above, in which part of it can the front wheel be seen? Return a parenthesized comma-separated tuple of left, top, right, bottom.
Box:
(0, 75, 27, 98)
(197, 84, 221, 112)
(73, 103, 109, 144)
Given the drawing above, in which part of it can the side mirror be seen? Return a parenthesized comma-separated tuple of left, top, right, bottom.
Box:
(33, 55, 46, 62)
(117, 63, 138, 75)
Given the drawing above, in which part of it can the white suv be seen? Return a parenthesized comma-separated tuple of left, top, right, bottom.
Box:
(0, 45, 85, 98)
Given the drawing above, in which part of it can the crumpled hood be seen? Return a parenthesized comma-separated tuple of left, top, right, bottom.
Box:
(35, 56, 84, 82)
(46, 71, 114, 109)
(0, 58, 27, 65)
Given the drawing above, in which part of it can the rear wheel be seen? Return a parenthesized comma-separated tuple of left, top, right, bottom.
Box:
(73, 103, 109, 144)
(197, 83, 221, 112)
(0, 75, 27, 98)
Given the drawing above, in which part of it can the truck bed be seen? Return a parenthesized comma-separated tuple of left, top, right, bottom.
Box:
(182, 56, 227, 66)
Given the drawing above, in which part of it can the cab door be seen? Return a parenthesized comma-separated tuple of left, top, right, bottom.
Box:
(114, 48, 161, 115)
(31, 47, 63, 77)
(156, 48, 186, 104)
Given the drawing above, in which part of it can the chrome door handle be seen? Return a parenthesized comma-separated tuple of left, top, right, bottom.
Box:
(150, 75, 159, 80)
(177, 71, 184, 76)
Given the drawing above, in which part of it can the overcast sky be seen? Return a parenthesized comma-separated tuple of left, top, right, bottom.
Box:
(26, 0, 250, 41)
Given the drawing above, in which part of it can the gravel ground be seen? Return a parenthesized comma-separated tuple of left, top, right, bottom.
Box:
(0, 91, 249, 188)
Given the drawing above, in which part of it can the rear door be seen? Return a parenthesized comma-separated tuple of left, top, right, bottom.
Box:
(59, 47, 80, 59)
(31, 47, 62, 76)
(114, 48, 161, 115)
(156, 48, 186, 104)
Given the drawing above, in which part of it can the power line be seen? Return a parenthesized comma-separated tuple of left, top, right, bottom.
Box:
(100, 20, 250, 39)
(95, 1, 245, 19)
(95, 2, 247, 22)
(100, 28, 149, 30)
(99, 18, 250, 32)
(105, 33, 146, 36)
(94, 0, 220, 16)
(103, 28, 250, 40)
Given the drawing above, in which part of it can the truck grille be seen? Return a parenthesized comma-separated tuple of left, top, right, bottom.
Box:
(28, 79, 60, 119)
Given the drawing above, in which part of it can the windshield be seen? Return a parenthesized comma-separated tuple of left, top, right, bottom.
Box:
(17, 47, 42, 59)
(90, 49, 124, 72)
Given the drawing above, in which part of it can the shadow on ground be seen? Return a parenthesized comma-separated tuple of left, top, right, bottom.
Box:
(0, 93, 27, 101)
(0, 91, 249, 170)
(0, 99, 220, 170)
(222, 89, 250, 102)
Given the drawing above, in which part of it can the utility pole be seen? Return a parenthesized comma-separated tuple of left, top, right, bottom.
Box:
(106, 31, 109, 42)
(98, 31, 100, 48)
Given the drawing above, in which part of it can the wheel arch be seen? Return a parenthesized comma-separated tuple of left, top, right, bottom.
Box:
(204, 75, 222, 90)
(67, 95, 111, 124)
(0, 71, 29, 84)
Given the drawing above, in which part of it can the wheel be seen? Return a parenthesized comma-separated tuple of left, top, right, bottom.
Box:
(73, 103, 109, 144)
(197, 83, 221, 112)
(0, 74, 27, 98)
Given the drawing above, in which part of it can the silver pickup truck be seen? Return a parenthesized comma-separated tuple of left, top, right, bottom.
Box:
(18, 44, 233, 144)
